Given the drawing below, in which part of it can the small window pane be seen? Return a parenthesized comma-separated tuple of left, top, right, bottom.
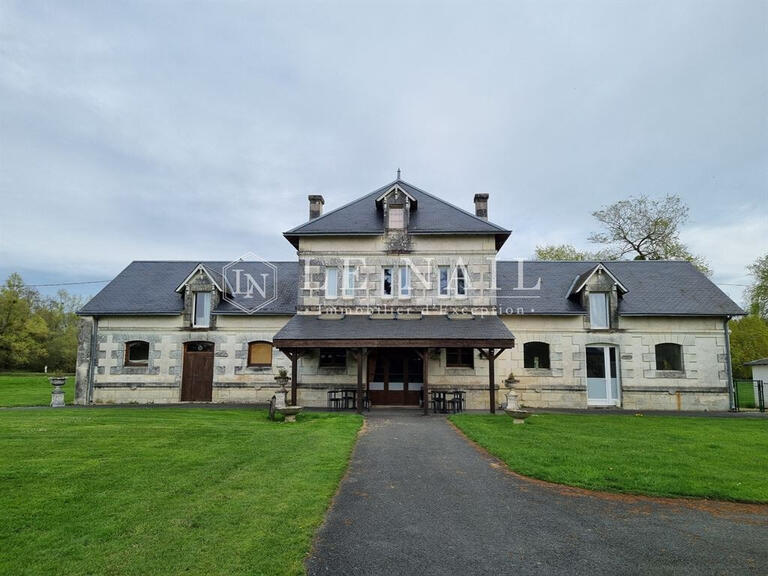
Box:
(343, 268, 355, 298)
(589, 292, 609, 329)
(523, 342, 550, 369)
(439, 266, 450, 296)
(399, 266, 410, 297)
(319, 348, 346, 368)
(326, 268, 338, 299)
(655, 343, 683, 371)
(383, 268, 393, 296)
(125, 341, 149, 365)
(194, 292, 211, 327)
(446, 348, 474, 368)
(456, 267, 466, 296)
(248, 342, 272, 366)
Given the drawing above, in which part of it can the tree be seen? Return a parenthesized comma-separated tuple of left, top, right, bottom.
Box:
(729, 315, 768, 379)
(0, 274, 49, 369)
(746, 253, 768, 319)
(588, 194, 711, 275)
(533, 244, 596, 261)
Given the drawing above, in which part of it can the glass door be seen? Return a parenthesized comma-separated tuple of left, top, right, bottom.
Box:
(586, 346, 620, 406)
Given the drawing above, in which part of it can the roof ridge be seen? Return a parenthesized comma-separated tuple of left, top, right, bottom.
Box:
(284, 180, 395, 234)
(398, 179, 510, 233)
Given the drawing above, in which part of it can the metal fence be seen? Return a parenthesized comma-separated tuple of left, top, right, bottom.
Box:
(733, 379, 765, 412)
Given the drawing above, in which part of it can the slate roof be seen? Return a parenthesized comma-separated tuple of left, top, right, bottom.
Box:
(744, 358, 768, 366)
(273, 314, 515, 345)
(79, 259, 743, 318)
(77, 261, 298, 316)
(496, 260, 744, 317)
(284, 179, 511, 249)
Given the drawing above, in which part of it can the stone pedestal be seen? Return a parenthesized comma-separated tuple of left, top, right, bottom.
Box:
(50, 377, 66, 407)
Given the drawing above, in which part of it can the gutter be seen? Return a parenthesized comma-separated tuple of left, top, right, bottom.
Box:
(723, 315, 735, 410)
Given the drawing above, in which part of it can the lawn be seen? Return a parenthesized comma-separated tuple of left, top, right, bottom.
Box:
(450, 412, 768, 503)
(0, 372, 75, 406)
(0, 407, 362, 575)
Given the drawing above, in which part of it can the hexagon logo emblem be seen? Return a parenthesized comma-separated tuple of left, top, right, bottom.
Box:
(222, 252, 278, 314)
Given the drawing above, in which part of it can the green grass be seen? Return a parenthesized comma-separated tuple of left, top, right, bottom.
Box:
(0, 372, 75, 406)
(0, 407, 362, 575)
(451, 412, 768, 503)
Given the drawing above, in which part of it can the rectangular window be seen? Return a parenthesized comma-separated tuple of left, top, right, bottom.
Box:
(248, 341, 273, 366)
(388, 207, 404, 229)
(399, 266, 410, 298)
(319, 348, 347, 368)
(343, 267, 355, 299)
(456, 267, 467, 297)
(446, 348, 474, 368)
(589, 292, 609, 329)
(326, 268, 338, 299)
(438, 266, 450, 296)
(125, 341, 149, 366)
(382, 267, 393, 297)
(193, 292, 211, 327)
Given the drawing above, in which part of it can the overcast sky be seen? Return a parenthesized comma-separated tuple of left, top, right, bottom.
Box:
(1, 0, 766, 303)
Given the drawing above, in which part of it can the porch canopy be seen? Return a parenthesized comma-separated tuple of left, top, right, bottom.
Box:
(273, 314, 515, 414)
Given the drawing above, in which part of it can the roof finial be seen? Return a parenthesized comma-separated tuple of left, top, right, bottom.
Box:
(396, 167, 401, 180)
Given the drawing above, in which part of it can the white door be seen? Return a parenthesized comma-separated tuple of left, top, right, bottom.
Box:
(586, 346, 620, 406)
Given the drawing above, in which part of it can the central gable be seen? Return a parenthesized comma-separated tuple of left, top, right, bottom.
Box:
(284, 179, 510, 249)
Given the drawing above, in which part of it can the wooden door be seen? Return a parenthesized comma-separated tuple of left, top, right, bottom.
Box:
(368, 349, 422, 406)
(181, 341, 214, 401)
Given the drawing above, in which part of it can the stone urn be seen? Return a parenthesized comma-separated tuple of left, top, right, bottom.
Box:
(503, 390, 530, 424)
(50, 377, 66, 408)
(271, 372, 302, 422)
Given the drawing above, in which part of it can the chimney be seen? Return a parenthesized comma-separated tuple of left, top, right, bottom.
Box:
(474, 193, 489, 220)
(308, 195, 324, 220)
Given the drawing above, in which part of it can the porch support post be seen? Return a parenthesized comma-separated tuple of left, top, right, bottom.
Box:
(488, 347, 496, 414)
(356, 348, 367, 414)
(422, 348, 430, 416)
(290, 350, 299, 407)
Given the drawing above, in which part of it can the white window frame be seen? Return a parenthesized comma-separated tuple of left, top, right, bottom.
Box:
(456, 266, 467, 298)
(343, 266, 356, 299)
(399, 266, 411, 299)
(382, 267, 394, 298)
(588, 292, 610, 329)
(192, 291, 211, 328)
(438, 266, 450, 297)
(325, 268, 338, 300)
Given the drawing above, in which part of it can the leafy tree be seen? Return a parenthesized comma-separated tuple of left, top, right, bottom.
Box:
(588, 194, 711, 275)
(534, 244, 596, 261)
(0, 274, 49, 369)
(729, 314, 768, 379)
(746, 253, 768, 319)
(0, 274, 85, 372)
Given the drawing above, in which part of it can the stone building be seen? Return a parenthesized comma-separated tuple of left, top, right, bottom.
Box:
(76, 178, 743, 411)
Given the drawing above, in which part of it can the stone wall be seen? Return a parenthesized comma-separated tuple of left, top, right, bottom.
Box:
(296, 235, 499, 313)
(498, 315, 730, 411)
(76, 311, 731, 411)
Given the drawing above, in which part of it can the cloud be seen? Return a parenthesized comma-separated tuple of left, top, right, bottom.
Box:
(0, 0, 765, 305)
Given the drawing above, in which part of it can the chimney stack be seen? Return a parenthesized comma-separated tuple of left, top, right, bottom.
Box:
(308, 195, 325, 220)
(474, 193, 489, 220)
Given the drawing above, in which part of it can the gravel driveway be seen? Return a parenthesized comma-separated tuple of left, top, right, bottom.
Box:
(307, 410, 768, 575)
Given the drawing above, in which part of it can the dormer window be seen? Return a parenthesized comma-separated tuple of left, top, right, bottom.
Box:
(193, 292, 211, 328)
(589, 292, 610, 329)
(388, 207, 405, 229)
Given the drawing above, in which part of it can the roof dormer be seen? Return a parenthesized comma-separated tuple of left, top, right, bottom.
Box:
(376, 184, 417, 231)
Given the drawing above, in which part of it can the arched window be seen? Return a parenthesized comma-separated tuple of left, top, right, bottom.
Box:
(125, 341, 149, 366)
(655, 343, 683, 371)
(524, 342, 550, 369)
(248, 341, 273, 367)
